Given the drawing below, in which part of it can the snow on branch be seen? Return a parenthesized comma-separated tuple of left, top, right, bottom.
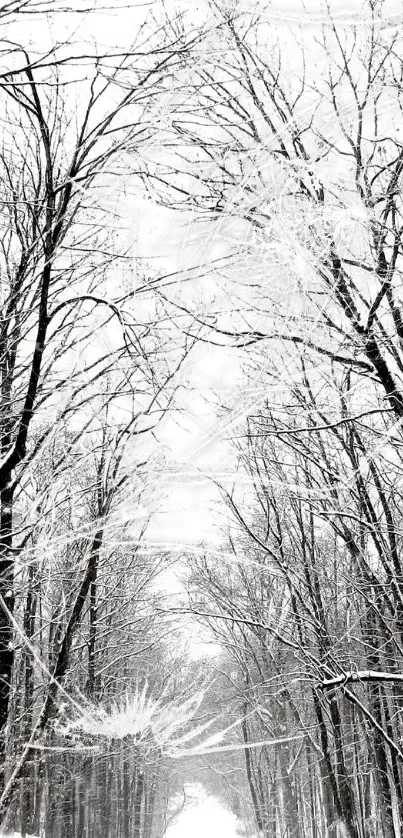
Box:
(59, 681, 306, 760)
(320, 670, 403, 688)
(59, 681, 215, 757)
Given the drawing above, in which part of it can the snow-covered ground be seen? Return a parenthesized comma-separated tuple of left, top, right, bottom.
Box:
(0, 834, 39, 838)
(165, 784, 249, 838)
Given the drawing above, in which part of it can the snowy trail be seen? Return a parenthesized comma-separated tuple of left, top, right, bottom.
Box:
(165, 784, 249, 838)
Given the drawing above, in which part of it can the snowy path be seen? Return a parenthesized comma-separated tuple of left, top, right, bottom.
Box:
(165, 784, 247, 838)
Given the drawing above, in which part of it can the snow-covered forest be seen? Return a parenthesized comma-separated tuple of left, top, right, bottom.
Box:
(0, 0, 402, 836)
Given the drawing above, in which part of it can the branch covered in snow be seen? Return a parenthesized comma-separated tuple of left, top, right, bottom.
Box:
(320, 671, 403, 688)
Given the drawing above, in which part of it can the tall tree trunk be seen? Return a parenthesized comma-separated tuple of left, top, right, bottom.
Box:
(327, 697, 359, 838)
(132, 766, 144, 838)
(276, 700, 301, 838)
(363, 613, 397, 838)
(366, 680, 396, 838)
(241, 702, 265, 835)
(0, 483, 14, 788)
(87, 568, 97, 699)
(20, 567, 38, 836)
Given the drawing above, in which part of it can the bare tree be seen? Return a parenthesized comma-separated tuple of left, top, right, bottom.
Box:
(0, 3, 208, 830)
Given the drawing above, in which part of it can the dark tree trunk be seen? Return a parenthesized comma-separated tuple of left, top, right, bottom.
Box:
(0, 483, 14, 787)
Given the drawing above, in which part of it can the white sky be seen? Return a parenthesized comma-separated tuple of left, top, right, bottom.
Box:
(121, 196, 242, 547)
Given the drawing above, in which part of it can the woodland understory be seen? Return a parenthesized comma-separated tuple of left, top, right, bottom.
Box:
(0, 1, 402, 837)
